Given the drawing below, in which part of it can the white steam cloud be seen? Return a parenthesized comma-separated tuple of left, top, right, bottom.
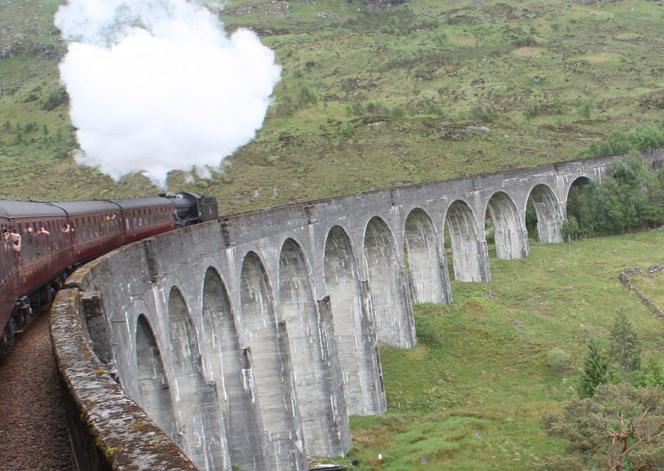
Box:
(55, 0, 281, 185)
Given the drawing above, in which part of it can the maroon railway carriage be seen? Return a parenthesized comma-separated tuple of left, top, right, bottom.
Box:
(48, 200, 124, 268)
(0, 196, 183, 353)
(116, 197, 175, 244)
(0, 201, 69, 351)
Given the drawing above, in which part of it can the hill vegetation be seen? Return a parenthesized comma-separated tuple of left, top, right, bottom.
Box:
(1, 0, 664, 212)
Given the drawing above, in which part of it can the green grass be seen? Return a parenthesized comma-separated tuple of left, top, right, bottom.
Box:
(343, 231, 664, 470)
(1, 1, 664, 210)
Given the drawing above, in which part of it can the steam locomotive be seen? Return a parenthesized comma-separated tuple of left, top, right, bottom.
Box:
(0, 192, 218, 354)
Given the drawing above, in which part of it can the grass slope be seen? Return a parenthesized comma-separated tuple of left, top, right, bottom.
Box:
(1, 0, 664, 210)
(345, 231, 664, 470)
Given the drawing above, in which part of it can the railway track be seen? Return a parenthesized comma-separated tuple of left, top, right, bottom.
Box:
(0, 307, 74, 471)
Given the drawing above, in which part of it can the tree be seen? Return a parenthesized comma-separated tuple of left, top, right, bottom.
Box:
(579, 338, 610, 398)
(542, 383, 664, 471)
(610, 311, 641, 372)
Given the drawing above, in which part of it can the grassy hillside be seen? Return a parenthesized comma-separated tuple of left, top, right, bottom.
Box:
(342, 231, 664, 470)
(0, 0, 663, 211)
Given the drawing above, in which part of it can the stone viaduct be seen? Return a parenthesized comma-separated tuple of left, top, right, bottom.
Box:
(52, 150, 664, 471)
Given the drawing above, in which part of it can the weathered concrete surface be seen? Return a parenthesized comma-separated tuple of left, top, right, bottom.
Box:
(51, 150, 664, 470)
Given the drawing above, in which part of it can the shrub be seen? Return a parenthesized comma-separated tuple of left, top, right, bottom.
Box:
(577, 101, 592, 119)
(469, 105, 498, 123)
(512, 35, 537, 47)
(42, 87, 68, 111)
(298, 86, 318, 106)
(390, 107, 405, 119)
(339, 122, 354, 138)
(547, 347, 572, 373)
(632, 357, 664, 388)
(562, 217, 581, 241)
(23, 122, 39, 133)
(415, 313, 442, 346)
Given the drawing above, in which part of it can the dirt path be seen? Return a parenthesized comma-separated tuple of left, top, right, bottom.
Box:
(0, 309, 75, 471)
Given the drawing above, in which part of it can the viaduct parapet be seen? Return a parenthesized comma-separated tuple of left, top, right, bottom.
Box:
(52, 150, 664, 470)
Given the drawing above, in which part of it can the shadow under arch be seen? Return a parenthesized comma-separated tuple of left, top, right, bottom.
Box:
(525, 184, 564, 243)
(484, 191, 529, 260)
(240, 252, 305, 470)
(565, 175, 592, 204)
(444, 200, 491, 282)
(201, 267, 264, 470)
(135, 314, 176, 438)
(323, 225, 386, 416)
(563, 176, 593, 240)
(363, 216, 415, 348)
(403, 207, 450, 304)
(168, 286, 228, 471)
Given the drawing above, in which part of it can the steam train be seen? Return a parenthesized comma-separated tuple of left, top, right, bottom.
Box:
(0, 192, 218, 354)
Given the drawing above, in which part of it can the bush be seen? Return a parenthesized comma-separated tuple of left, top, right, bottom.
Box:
(415, 313, 442, 346)
(562, 216, 581, 241)
(632, 357, 664, 388)
(339, 122, 354, 138)
(42, 87, 68, 111)
(512, 35, 537, 47)
(547, 347, 572, 373)
(23, 122, 39, 133)
(298, 86, 318, 106)
(469, 105, 498, 123)
(390, 107, 405, 119)
(577, 101, 592, 119)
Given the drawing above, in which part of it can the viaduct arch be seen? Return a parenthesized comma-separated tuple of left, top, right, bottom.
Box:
(51, 150, 664, 470)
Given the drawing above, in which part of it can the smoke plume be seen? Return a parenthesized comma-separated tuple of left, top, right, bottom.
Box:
(55, 0, 281, 185)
